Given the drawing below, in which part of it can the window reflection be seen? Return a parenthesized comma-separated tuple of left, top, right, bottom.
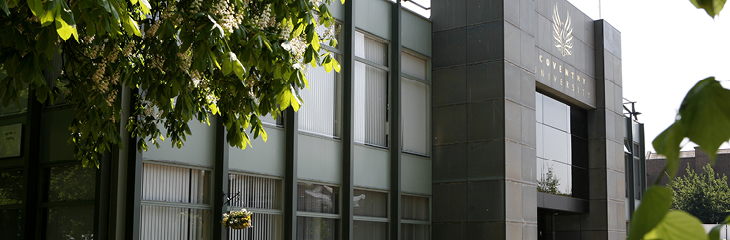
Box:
(536, 92, 588, 198)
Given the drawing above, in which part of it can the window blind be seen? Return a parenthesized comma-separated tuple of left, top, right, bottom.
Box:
(401, 78, 430, 155)
(298, 57, 339, 137)
(354, 62, 388, 146)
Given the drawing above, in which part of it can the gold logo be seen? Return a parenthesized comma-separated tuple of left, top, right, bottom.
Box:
(553, 3, 573, 57)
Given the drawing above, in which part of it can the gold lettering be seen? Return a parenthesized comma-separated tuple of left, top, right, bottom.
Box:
(553, 75, 557, 82)
(539, 55, 543, 63)
(577, 75, 580, 83)
(559, 65, 563, 73)
(560, 79, 563, 85)
(546, 58, 550, 66)
(541, 69, 544, 77)
(565, 69, 569, 77)
(572, 83, 575, 91)
(571, 71, 575, 79)
(552, 61, 557, 69)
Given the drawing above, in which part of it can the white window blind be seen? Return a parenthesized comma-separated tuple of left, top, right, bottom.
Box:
(401, 53, 427, 80)
(140, 163, 212, 240)
(140, 206, 211, 240)
(401, 78, 430, 155)
(228, 213, 282, 240)
(354, 62, 388, 146)
(141, 163, 210, 204)
(228, 173, 283, 240)
(228, 173, 282, 210)
(401, 52, 430, 155)
(354, 32, 389, 147)
(298, 56, 339, 137)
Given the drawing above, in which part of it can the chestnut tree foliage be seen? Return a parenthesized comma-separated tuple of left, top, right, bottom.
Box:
(0, 0, 341, 167)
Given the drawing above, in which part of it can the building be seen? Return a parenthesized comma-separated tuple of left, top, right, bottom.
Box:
(647, 147, 730, 186)
(0, 0, 639, 239)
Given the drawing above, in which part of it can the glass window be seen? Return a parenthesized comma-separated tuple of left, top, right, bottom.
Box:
(44, 205, 95, 240)
(297, 182, 339, 214)
(354, 221, 387, 240)
(401, 52, 430, 156)
(353, 189, 387, 217)
(0, 209, 22, 240)
(228, 173, 283, 240)
(353, 189, 388, 240)
(299, 54, 340, 137)
(296, 217, 339, 240)
(402, 223, 429, 240)
(536, 92, 589, 199)
(140, 163, 212, 240)
(141, 163, 210, 204)
(139, 206, 211, 240)
(0, 170, 23, 206)
(44, 165, 96, 202)
(401, 195, 429, 221)
(354, 32, 388, 147)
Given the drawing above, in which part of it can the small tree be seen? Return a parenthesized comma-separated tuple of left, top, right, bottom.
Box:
(537, 166, 570, 196)
(667, 164, 730, 223)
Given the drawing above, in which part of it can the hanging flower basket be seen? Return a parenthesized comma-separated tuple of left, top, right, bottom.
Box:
(222, 209, 253, 230)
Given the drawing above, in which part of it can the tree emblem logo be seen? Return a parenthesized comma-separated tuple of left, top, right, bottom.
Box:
(553, 3, 573, 57)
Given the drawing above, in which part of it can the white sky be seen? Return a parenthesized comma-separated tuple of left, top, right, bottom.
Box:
(567, 0, 730, 153)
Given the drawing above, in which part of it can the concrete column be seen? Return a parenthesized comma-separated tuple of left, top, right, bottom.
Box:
(582, 20, 625, 240)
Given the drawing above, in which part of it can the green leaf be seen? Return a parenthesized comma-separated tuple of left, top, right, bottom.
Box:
(642, 211, 708, 240)
(277, 86, 301, 112)
(27, 0, 42, 16)
(209, 103, 219, 115)
(40, 10, 55, 26)
(628, 186, 672, 240)
(678, 77, 730, 162)
(122, 15, 141, 37)
(1, 0, 10, 16)
(232, 57, 246, 81)
(653, 122, 686, 180)
(690, 0, 726, 17)
(55, 18, 78, 41)
(222, 53, 233, 75)
(138, 0, 150, 15)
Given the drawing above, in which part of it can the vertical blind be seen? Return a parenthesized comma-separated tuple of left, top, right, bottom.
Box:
(228, 173, 282, 210)
(298, 55, 339, 137)
(228, 213, 282, 240)
(297, 182, 339, 214)
(296, 217, 339, 240)
(353, 189, 387, 217)
(354, 32, 388, 147)
(140, 206, 211, 240)
(142, 163, 210, 204)
(401, 52, 430, 155)
(401, 195, 429, 221)
(140, 163, 212, 240)
(228, 174, 283, 240)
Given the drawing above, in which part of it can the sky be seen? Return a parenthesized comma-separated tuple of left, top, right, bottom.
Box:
(404, 0, 730, 154)
(566, 0, 730, 154)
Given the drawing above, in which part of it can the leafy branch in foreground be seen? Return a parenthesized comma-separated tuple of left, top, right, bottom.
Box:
(0, 0, 342, 167)
(629, 76, 730, 240)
